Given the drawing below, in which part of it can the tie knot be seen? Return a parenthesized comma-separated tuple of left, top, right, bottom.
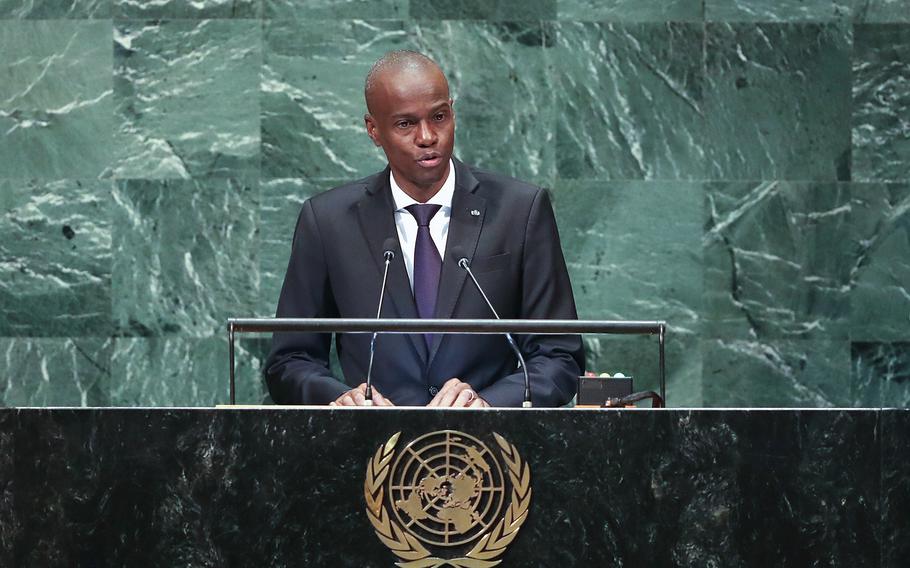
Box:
(406, 203, 442, 227)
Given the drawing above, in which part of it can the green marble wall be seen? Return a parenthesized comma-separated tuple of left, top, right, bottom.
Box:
(0, 0, 907, 407)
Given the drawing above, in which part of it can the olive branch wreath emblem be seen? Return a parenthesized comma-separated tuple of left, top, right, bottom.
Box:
(364, 432, 532, 568)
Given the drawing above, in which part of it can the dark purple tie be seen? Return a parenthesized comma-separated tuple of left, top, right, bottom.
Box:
(406, 203, 442, 347)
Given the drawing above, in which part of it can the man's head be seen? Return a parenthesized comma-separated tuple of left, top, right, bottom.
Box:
(364, 50, 455, 201)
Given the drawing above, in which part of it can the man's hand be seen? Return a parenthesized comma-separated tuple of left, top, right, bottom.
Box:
(427, 378, 490, 408)
(330, 383, 395, 406)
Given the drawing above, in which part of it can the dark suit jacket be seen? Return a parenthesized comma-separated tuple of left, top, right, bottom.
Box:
(264, 159, 584, 407)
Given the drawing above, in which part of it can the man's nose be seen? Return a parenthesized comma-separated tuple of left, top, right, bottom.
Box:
(415, 121, 436, 146)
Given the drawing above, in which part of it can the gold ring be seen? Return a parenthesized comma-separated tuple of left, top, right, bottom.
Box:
(466, 389, 476, 402)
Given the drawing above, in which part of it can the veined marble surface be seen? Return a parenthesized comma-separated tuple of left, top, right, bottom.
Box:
(112, 19, 261, 179)
(266, 0, 407, 20)
(555, 22, 706, 180)
(114, 0, 261, 19)
(0, 179, 112, 336)
(558, 0, 703, 22)
(0, 337, 111, 406)
(111, 178, 259, 337)
(0, 0, 110, 18)
(704, 181, 852, 339)
(0, 20, 113, 178)
(706, 0, 910, 22)
(0, 2, 907, 408)
(704, 23, 852, 181)
(0, 408, 897, 565)
(853, 24, 910, 182)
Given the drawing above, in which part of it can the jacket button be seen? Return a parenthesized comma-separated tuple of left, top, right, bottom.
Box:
(429, 386, 439, 396)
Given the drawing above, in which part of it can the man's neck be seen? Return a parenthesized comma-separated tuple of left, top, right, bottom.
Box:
(390, 163, 451, 203)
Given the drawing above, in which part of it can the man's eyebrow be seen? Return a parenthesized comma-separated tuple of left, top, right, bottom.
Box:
(390, 102, 451, 120)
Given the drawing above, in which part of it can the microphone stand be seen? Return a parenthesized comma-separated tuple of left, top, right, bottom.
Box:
(365, 247, 395, 405)
(457, 257, 533, 408)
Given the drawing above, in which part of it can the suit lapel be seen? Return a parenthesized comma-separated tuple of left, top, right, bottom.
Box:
(428, 160, 485, 364)
(356, 169, 427, 363)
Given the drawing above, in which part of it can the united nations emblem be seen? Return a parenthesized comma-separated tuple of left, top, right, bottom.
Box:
(364, 430, 532, 567)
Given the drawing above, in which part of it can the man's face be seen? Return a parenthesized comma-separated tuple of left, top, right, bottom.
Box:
(365, 65, 455, 199)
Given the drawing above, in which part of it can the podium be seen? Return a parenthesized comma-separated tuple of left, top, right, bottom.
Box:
(1, 407, 905, 566)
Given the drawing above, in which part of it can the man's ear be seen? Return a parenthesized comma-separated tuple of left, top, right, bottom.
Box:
(364, 114, 381, 147)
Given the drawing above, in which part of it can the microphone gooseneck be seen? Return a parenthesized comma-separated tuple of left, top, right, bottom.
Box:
(453, 250, 533, 408)
(365, 238, 397, 405)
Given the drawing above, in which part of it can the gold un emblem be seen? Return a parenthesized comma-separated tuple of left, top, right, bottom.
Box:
(364, 430, 532, 567)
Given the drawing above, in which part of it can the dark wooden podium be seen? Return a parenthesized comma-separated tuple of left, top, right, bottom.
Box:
(1, 407, 905, 566)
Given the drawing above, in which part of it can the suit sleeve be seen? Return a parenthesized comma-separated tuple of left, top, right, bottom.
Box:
(263, 199, 351, 405)
(478, 188, 585, 407)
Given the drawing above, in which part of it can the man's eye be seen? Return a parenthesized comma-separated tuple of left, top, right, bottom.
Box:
(396, 121, 411, 128)
(434, 113, 446, 121)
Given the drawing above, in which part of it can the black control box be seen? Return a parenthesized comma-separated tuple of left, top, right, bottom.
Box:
(577, 376, 633, 406)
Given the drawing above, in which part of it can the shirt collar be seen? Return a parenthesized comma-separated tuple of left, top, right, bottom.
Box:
(389, 159, 456, 212)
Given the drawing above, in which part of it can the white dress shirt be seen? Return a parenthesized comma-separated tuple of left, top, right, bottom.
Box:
(389, 160, 456, 292)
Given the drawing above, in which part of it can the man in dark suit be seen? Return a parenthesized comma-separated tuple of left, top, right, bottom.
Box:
(264, 50, 583, 407)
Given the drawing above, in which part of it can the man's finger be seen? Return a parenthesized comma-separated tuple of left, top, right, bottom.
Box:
(373, 390, 395, 407)
(338, 393, 356, 406)
(468, 396, 489, 408)
(437, 383, 471, 407)
(452, 388, 475, 408)
(352, 390, 366, 405)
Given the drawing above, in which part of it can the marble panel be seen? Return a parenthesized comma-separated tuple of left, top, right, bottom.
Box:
(704, 182, 852, 340)
(856, 0, 910, 22)
(0, 20, 113, 179)
(557, 0, 703, 22)
(852, 342, 910, 408)
(705, 0, 855, 22)
(112, 19, 260, 179)
(11, 409, 247, 564)
(554, 22, 705, 180)
(410, 0, 556, 20)
(111, 178, 259, 338)
(553, 180, 704, 334)
(261, 19, 406, 181)
(735, 410, 880, 564)
(0, 411, 13, 567)
(12, 410, 106, 564)
(2, 409, 884, 564)
(0, 179, 112, 337)
(702, 339, 852, 407)
(850, 183, 910, 341)
(415, 21, 556, 184)
(0, 338, 112, 407)
(114, 0, 261, 18)
(265, 0, 408, 19)
(852, 24, 910, 182)
(703, 23, 852, 181)
(110, 336, 269, 406)
(882, 409, 910, 567)
(677, 410, 880, 565)
(0, 0, 110, 18)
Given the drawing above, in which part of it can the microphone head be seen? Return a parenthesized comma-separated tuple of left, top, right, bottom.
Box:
(382, 237, 398, 260)
(449, 246, 469, 268)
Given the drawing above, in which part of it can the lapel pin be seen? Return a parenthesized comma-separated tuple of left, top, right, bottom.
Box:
(470, 209, 480, 216)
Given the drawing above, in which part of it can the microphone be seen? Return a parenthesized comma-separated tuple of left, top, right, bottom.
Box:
(450, 247, 532, 408)
(364, 237, 397, 405)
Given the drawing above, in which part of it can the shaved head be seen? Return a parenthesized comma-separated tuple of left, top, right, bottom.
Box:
(364, 50, 449, 114)
(362, 49, 456, 201)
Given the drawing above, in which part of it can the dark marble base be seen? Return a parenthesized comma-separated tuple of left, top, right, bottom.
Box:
(2, 408, 898, 566)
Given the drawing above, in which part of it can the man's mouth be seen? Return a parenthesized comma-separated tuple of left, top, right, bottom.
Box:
(417, 154, 443, 168)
